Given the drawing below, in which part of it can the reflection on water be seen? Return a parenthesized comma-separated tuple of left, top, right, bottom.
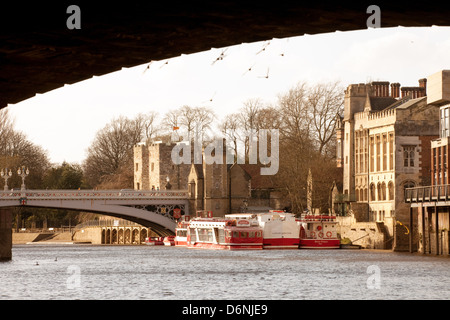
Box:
(0, 245, 449, 299)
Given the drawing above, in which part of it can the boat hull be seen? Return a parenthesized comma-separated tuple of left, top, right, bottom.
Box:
(263, 237, 299, 249)
(299, 238, 340, 249)
(187, 242, 263, 250)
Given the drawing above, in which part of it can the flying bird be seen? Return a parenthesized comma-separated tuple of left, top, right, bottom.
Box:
(211, 48, 228, 65)
(258, 68, 270, 79)
(142, 61, 153, 74)
(256, 41, 270, 55)
(203, 92, 217, 103)
(159, 61, 169, 69)
(242, 63, 255, 76)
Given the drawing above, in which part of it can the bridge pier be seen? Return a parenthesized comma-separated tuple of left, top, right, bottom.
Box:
(0, 209, 12, 261)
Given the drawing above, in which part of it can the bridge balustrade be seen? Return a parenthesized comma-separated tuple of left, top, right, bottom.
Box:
(0, 189, 188, 200)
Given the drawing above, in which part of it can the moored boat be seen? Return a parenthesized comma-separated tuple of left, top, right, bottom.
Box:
(186, 217, 263, 250)
(298, 214, 340, 249)
(145, 236, 164, 246)
(226, 211, 300, 249)
(175, 217, 190, 246)
(163, 236, 175, 246)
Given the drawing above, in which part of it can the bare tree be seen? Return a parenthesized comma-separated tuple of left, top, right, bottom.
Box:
(134, 111, 159, 142)
(0, 108, 50, 189)
(307, 81, 344, 155)
(83, 115, 148, 187)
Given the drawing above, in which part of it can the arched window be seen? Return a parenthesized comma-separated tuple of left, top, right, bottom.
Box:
(370, 183, 376, 201)
(403, 181, 416, 199)
(381, 182, 386, 201)
(377, 182, 382, 201)
(364, 188, 368, 201)
(388, 181, 394, 200)
(360, 189, 364, 202)
(355, 188, 359, 201)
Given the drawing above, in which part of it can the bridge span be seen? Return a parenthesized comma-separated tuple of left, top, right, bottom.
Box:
(0, 189, 189, 260)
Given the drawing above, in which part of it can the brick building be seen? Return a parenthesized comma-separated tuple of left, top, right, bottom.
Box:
(405, 70, 450, 255)
(336, 77, 439, 250)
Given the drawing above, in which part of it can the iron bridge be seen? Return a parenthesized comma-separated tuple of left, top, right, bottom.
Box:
(0, 189, 189, 236)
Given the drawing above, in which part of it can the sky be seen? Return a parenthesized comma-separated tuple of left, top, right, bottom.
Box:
(6, 26, 450, 165)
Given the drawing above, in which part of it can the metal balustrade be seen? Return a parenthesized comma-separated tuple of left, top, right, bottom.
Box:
(405, 185, 450, 203)
(0, 189, 188, 200)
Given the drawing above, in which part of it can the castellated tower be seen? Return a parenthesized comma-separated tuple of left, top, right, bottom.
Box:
(342, 83, 373, 195)
(133, 141, 190, 190)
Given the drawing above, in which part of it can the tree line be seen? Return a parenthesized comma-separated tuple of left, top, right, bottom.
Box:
(1, 80, 344, 228)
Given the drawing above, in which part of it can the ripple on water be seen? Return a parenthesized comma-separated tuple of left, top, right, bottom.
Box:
(1, 245, 449, 299)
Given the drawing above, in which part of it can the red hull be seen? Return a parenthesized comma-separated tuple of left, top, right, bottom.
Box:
(299, 238, 340, 249)
(187, 242, 263, 250)
(263, 238, 299, 249)
(175, 240, 187, 246)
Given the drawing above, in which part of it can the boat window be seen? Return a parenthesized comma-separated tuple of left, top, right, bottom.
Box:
(189, 228, 196, 242)
(240, 232, 248, 238)
(233, 231, 239, 238)
(249, 231, 255, 238)
(256, 231, 262, 238)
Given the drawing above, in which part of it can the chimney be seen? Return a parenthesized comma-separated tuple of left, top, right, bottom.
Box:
(390, 83, 400, 98)
(401, 87, 426, 99)
(371, 81, 390, 97)
(418, 78, 427, 96)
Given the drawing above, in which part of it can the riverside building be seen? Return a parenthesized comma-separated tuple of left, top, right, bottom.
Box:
(336, 75, 440, 250)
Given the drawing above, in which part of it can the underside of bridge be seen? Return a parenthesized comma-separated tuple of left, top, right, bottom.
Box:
(1, 1, 450, 109)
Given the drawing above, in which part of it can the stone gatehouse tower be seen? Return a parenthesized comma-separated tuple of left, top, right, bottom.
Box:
(134, 141, 191, 191)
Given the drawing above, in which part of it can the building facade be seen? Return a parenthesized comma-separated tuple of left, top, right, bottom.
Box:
(134, 140, 281, 217)
(405, 70, 450, 255)
(134, 141, 191, 191)
(336, 78, 439, 250)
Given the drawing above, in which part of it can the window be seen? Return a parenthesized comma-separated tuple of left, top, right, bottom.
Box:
(151, 163, 155, 171)
(441, 106, 450, 138)
(135, 163, 139, 172)
(370, 183, 376, 201)
(382, 134, 387, 171)
(381, 182, 386, 201)
(403, 181, 416, 199)
(403, 146, 415, 167)
(370, 136, 374, 172)
(389, 133, 394, 170)
(376, 135, 381, 171)
(388, 181, 394, 200)
(377, 183, 382, 201)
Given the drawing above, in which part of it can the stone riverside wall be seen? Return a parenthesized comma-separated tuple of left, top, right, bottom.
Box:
(337, 216, 387, 249)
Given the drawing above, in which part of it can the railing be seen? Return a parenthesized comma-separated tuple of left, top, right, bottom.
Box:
(405, 185, 450, 203)
(74, 219, 145, 230)
(0, 189, 189, 200)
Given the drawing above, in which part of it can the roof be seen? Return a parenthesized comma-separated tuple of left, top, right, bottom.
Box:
(369, 97, 398, 111)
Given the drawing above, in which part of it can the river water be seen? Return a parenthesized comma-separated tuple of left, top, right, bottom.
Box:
(1, 244, 449, 300)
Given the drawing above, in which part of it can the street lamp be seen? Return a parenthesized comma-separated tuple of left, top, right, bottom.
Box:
(1, 168, 13, 191)
(17, 166, 29, 190)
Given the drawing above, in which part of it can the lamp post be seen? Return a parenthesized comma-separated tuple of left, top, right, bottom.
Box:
(1, 168, 13, 191)
(17, 166, 29, 190)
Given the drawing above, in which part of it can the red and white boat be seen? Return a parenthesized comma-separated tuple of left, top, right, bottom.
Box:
(226, 211, 300, 249)
(186, 217, 263, 250)
(298, 214, 340, 249)
(163, 236, 176, 246)
(174, 216, 190, 246)
(145, 236, 164, 246)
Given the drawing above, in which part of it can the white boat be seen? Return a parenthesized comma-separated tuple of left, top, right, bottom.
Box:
(226, 210, 300, 249)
